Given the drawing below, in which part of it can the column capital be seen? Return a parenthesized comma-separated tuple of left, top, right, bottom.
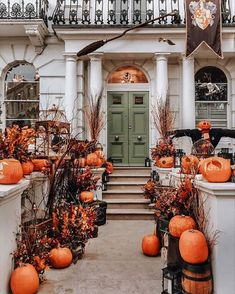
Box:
(63, 53, 78, 61)
(154, 52, 170, 61)
(89, 52, 104, 61)
(181, 53, 194, 62)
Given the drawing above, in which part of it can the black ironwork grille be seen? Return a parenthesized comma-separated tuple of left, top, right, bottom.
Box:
(0, 0, 48, 24)
(50, 0, 235, 26)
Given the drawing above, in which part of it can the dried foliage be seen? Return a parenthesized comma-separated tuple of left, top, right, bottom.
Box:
(152, 97, 175, 139)
(151, 137, 175, 161)
(155, 176, 196, 220)
(142, 179, 161, 203)
(77, 168, 100, 192)
(0, 125, 36, 161)
(84, 94, 105, 142)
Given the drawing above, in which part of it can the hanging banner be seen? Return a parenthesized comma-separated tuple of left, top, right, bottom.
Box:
(185, 0, 223, 58)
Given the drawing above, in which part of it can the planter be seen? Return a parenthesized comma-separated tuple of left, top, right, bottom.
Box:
(157, 217, 169, 234)
(167, 234, 183, 268)
(90, 200, 107, 226)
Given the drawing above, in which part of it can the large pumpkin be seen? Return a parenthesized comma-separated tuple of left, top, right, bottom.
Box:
(156, 156, 174, 168)
(179, 229, 209, 264)
(0, 159, 23, 184)
(142, 234, 160, 257)
(86, 153, 103, 168)
(10, 263, 39, 294)
(80, 191, 94, 203)
(169, 215, 196, 238)
(201, 156, 231, 182)
(49, 247, 73, 269)
(181, 155, 199, 174)
(21, 161, 34, 175)
(32, 159, 49, 171)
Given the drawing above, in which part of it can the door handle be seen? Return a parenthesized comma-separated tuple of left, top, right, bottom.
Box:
(129, 125, 132, 129)
(115, 135, 119, 141)
(137, 136, 142, 141)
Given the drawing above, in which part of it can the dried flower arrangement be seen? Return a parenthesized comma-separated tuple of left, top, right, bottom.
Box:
(0, 125, 36, 161)
(151, 97, 175, 163)
(142, 179, 161, 203)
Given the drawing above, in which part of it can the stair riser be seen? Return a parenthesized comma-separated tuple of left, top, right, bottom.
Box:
(107, 214, 154, 220)
(112, 170, 151, 176)
(109, 177, 149, 183)
(107, 184, 144, 191)
(107, 203, 149, 209)
(103, 193, 144, 199)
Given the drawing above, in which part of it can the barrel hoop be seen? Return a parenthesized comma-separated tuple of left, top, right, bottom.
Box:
(182, 272, 212, 282)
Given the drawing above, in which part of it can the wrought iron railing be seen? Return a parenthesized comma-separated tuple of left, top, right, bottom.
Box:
(0, 0, 49, 25)
(50, 0, 234, 26)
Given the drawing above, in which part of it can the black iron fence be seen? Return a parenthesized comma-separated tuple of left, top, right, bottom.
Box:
(0, 0, 48, 24)
(50, 0, 234, 26)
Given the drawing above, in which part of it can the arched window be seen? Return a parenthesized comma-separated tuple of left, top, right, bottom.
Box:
(4, 63, 39, 127)
(195, 66, 227, 128)
(108, 66, 148, 83)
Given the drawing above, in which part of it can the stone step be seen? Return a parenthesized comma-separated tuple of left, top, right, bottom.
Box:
(112, 167, 151, 176)
(106, 198, 150, 209)
(109, 175, 150, 183)
(106, 208, 155, 220)
(102, 190, 144, 199)
(106, 182, 145, 191)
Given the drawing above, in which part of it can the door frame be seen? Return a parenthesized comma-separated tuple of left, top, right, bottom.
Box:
(106, 83, 151, 165)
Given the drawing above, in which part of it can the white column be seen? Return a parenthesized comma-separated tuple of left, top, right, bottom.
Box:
(89, 53, 103, 98)
(154, 53, 169, 101)
(65, 54, 77, 135)
(77, 60, 84, 139)
(182, 56, 195, 128)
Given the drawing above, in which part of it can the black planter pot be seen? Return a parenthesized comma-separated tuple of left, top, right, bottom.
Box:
(167, 234, 183, 269)
(90, 200, 107, 226)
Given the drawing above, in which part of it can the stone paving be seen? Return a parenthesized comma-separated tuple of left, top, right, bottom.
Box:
(39, 220, 162, 294)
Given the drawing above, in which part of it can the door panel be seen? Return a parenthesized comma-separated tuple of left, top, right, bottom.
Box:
(108, 91, 149, 165)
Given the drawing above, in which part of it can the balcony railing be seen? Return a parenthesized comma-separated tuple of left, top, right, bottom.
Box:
(0, 0, 49, 25)
(50, 0, 235, 26)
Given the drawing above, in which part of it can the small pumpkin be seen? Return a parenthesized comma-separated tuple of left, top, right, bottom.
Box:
(21, 161, 34, 175)
(169, 215, 196, 238)
(32, 159, 49, 171)
(201, 156, 231, 182)
(80, 191, 94, 203)
(10, 263, 39, 294)
(142, 234, 160, 257)
(49, 247, 73, 269)
(0, 159, 23, 184)
(156, 156, 174, 168)
(181, 155, 199, 174)
(179, 229, 209, 264)
(197, 120, 212, 131)
(86, 153, 103, 168)
(106, 161, 113, 174)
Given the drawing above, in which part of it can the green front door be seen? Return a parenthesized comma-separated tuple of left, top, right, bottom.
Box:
(108, 91, 149, 166)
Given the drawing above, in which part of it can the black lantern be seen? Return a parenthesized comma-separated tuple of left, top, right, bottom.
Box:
(145, 157, 151, 167)
(102, 181, 107, 191)
(174, 149, 184, 168)
(161, 266, 182, 294)
(218, 148, 233, 161)
(151, 170, 160, 182)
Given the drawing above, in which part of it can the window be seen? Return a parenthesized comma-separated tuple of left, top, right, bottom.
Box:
(195, 66, 227, 128)
(108, 66, 148, 83)
(4, 63, 39, 127)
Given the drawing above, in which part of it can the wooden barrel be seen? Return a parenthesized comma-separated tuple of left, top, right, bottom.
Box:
(182, 261, 213, 294)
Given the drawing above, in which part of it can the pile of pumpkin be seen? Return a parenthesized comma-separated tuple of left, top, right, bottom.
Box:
(181, 154, 232, 182)
(0, 158, 50, 185)
(10, 247, 74, 294)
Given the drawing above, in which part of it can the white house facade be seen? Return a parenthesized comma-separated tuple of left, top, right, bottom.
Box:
(1, 0, 235, 165)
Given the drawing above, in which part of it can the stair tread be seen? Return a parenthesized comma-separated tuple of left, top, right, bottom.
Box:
(106, 199, 150, 204)
(107, 208, 154, 214)
(110, 174, 150, 177)
(107, 181, 146, 185)
(103, 190, 143, 194)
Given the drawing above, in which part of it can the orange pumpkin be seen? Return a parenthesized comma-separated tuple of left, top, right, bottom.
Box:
(95, 150, 104, 158)
(0, 159, 23, 184)
(169, 215, 196, 238)
(10, 263, 39, 294)
(181, 155, 199, 174)
(106, 161, 113, 174)
(32, 159, 49, 171)
(86, 153, 103, 168)
(49, 247, 73, 269)
(179, 229, 209, 264)
(80, 191, 94, 203)
(201, 156, 231, 182)
(21, 161, 34, 175)
(197, 120, 212, 131)
(156, 156, 174, 168)
(142, 235, 160, 257)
